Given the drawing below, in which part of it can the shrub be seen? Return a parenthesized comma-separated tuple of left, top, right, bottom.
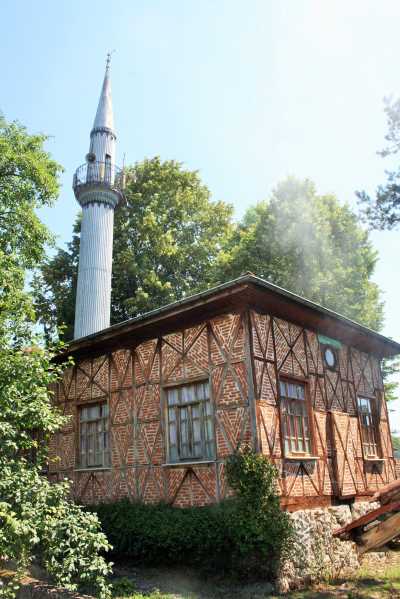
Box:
(92, 447, 293, 580)
(225, 445, 293, 577)
(0, 117, 112, 599)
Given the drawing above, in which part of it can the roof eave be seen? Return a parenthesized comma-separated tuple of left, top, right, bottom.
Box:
(59, 275, 400, 361)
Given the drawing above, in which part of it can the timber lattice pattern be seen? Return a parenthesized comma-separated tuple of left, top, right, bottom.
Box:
(250, 311, 395, 506)
(50, 313, 252, 506)
(48, 310, 396, 508)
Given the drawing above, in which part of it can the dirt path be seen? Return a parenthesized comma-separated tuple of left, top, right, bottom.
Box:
(112, 548, 400, 598)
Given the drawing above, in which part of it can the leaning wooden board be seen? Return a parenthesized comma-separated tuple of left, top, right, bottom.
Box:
(334, 501, 400, 539)
(357, 511, 400, 554)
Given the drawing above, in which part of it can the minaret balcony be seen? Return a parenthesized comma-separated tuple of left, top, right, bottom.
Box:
(73, 161, 125, 204)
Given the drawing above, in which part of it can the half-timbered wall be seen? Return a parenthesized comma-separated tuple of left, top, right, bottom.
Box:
(49, 312, 253, 506)
(250, 310, 396, 509)
(49, 308, 396, 508)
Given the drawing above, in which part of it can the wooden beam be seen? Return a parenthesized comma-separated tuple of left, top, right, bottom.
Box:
(334, 501, 400, 537)
(357, 511, 400, 554)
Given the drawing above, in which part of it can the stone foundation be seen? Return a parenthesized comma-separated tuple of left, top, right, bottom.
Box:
(277, 501, 379, 593)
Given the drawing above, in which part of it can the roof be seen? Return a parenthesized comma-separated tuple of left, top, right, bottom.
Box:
(61, 274, 400, 361)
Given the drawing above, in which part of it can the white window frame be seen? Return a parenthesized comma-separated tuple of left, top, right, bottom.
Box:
(279, 378, 312, 457)
(357, 395, 380, 458)
(165, 379, 215, 463)
(78, 403, 110, 469)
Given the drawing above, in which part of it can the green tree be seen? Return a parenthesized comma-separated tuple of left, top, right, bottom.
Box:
(35, 157, 233, 340)
(357, 98, 400, 229)
(391, 435, 400, 452)
(215, 177, 383, 331)
(0, 116, 111, 598)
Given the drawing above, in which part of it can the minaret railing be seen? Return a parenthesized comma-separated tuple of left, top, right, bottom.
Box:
(73, 161, 125, 192)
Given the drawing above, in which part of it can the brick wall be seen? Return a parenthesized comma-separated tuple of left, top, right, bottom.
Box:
(250, 310, 396, 508)
(48, 308, 396, 508)
(49, 312, 253, 506)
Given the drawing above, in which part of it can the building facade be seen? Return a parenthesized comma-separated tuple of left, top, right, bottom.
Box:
(49, 275, 399, 510)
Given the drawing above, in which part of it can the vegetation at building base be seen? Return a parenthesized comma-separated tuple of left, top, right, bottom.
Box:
(92, 447, 293, 581)
(0, 116, 112, 598)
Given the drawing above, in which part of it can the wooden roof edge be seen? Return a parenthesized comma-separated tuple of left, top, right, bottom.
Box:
(57, 274, 400, 361)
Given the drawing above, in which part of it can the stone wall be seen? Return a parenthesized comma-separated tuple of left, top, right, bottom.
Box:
(277, 501, 379, 593)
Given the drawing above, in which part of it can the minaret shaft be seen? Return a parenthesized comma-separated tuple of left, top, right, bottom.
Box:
(73, 57, 123, 339)
(74, 203, 115, 338)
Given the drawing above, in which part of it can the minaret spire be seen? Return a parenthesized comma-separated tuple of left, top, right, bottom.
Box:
(93, 52, 115, 132)
(72, 56, 124, 339)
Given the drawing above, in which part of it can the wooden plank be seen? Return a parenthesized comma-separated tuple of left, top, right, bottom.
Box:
(370, 478, 400, 505)
(333, 501, 400, 537)
(358, 511, 400, 555)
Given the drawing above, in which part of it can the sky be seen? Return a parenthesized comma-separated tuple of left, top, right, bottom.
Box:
(2, 0, 400, 428)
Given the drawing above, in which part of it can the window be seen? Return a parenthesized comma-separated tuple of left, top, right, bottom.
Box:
(323, 346, 337, 370)
(357, 396, 379, 458)
(79, 403, 110, 469)
(166, 380, 214, 462)
(279, 379, 312, 456)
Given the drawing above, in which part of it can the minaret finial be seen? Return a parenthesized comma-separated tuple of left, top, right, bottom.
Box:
(106, 50, 115, 74)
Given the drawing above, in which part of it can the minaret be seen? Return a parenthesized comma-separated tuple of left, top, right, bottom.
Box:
(73, 54, 124, 339)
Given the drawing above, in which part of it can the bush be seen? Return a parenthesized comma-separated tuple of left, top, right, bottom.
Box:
(92, 447, 293, 580)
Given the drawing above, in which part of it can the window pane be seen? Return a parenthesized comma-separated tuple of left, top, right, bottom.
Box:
(182, 385, 195, 403)
(358, 396, 378, 457)
(79, 403, 109, 468)
(167, 388, 179, 406)
(166, 381, 214, 462)
(279, 380, 310, 456)
(170, 445, 179, 461)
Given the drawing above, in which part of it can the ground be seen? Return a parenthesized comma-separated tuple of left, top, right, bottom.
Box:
(111, 548, 400, 599)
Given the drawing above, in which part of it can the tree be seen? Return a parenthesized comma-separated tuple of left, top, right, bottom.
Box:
(35, 157, 233, 340)
(215, 177, 383, 331)
(0, 116, 111, 597)
(392, 435, 400, 452)
(357, 98, 400, 229)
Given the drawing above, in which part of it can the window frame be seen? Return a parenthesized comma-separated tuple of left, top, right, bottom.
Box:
(278, 376, 314, 458)
(322, 344, 338, 371)
(163, 377, 215, 464)
(357, 394, 381, 459)
(77, 401, 111, 470)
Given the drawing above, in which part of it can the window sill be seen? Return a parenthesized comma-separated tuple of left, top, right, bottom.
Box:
(364, 457, 385, 463)
(162, 460, 215, 468)
(74, 467, 112, 472)
(284, 455, 319, 462)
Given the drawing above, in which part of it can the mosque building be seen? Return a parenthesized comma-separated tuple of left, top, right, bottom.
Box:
(49, 59, 400, 509)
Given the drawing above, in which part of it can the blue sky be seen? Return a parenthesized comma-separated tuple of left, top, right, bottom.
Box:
(3, 1, 400, 427)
